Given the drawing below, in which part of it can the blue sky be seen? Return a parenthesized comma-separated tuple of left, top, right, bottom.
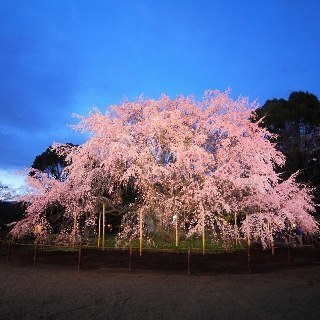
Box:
(1, 0, 320, 190)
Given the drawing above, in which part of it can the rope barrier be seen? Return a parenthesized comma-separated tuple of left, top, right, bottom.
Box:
(1, 238, 318, 275)
(0, 239, 296, 254)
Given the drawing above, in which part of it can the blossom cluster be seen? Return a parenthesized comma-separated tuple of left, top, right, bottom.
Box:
(11, 90, 318, 248)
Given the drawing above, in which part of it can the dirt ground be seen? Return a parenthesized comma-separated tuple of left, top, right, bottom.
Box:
(1, 244, 320, 320)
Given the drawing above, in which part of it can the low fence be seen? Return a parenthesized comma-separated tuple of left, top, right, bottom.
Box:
(1, 239, 319, 275)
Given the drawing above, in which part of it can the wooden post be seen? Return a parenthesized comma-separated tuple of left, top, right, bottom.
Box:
(271, 239, 275, 256)
(247, 242, 252, 273)
(187, 247, 191, 275)
(175, 213, 179, 247)
(246, 215, 252, 273)
(287, 243, 292, 268)
(172, 187, 178, 247)
(268, 221, 275, 255)
(33, 242, 38, 267)
(98, 212, 101, 247)
(129, 245, 132, 272)
(78, 242, 82, 270)
(7, 240, 11, 262)
(202, 213, 206, 256)
(72, 213, 77, 249)
(139, 208, 143, 257)
(102, 204, 106, 251)
(234, 212, 238, 247)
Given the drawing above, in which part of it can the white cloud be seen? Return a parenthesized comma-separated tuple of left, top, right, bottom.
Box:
(0, 168, 28, 196)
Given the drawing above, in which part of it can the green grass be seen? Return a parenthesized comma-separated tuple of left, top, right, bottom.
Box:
(98, 234, 246, 253)
(9, 233, 247, 254)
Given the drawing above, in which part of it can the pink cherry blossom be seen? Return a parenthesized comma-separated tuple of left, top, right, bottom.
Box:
(11, 90, 318, 249)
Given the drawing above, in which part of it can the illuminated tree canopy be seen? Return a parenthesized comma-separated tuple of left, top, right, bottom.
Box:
(11, 90, 318, 248)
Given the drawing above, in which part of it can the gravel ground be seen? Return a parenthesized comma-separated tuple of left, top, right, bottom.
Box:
(1, 257, 320, 320)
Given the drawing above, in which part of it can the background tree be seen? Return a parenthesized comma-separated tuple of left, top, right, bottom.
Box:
(0, 181, 24, 238)
(27, 143, 78, 235)
(255, 91, 320, 183)
(31, 143, 77, 181)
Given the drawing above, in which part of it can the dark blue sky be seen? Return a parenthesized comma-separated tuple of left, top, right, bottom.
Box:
(1, 0, 320, 189)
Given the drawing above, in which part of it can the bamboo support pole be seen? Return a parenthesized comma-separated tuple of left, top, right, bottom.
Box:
(129, 245, 132, 272)
(234, 212, 238, 247)
(287, 243, 292, 268)
(72, 213, 77, 249)
(268, 221, 275, 255)
(102, 204, 106, 251)
(98, 212, 101, 247)
(247, 244, 252, 273)
(33, 242, 38, 267)
(78, 242, 82, 270)
(187, 247, 191, 275)
(7, 240, 11, 262)
(246, 214, 252, 273)
(139, 208, 143, 256)
(175, 213, 179, 247)
(202, 213, 206, 256)
(172, 187, 179, 247)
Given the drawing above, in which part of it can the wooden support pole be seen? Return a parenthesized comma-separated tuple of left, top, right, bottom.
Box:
(202, 214, 206, 256)
(246, 215, 252, 274)
(234, 212, 238, 247)
(139, 208, 143, 257)
(247, 242, 252, 274)
(129, 245, 132, 272)
(247, 246, 252, 273)
(171, 187, 178, 248)
(175, 213, 179, 247)
(102, 204, 106, 251)
(268, 221, 275, 255)
(7, 240, 11, 262)
(187, 247, 191, 275)
(287, 243, 292, 268)
(33, 242, 38, 267)
(98, 212, 101, 247)
(78, 242, 82, 270)
(72, 212, 77, 250)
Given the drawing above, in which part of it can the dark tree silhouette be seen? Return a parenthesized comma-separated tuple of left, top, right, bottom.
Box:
(255, 90, 320, 190)
(31, 143, 77, 180)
